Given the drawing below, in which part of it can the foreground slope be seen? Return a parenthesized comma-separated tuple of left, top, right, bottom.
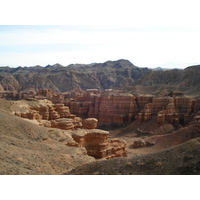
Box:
(65, 137, 200, 175)
(0, 99, 95, 175)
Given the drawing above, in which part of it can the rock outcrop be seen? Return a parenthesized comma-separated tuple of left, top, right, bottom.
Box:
(82, 118, 98, 129)
(15, 101, 83, 130)
(132, 140, 155, 148)
(4, 87, 200, 132)
(69, 94, 138, 126)
(68, 129, 127, 159)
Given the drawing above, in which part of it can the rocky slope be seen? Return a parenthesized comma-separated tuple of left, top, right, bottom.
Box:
(0, 59, 149, 93)
(0, 98, 127, 165)
(1, 60, 200, 97)
(65, 137, 200, 175)
(1, 97, 200, 175)
(0, 99, 96, 174)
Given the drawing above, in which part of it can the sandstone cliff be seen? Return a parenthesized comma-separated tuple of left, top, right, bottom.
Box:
(12, 99, 127, 159)
(68, 129, 127, 159)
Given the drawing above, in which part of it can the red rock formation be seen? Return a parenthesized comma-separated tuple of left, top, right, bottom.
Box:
(54, 104, 70, 118)
(136, 108, 151, 122)
(82, 118, 98, 129)
(155, 97, 196, 127)
(135, 96, 153, 109)
(69, 101, 92, 118)
(5, 88, 200, 129)
(16, 101, 81, 130)
(51, 95, 64, 104)
(69, 129, 127, 159)
(72, 117, 82, 129)
(145, 97, 169, 115)
(15, 110, 42, 121)
(156, 98, 177, 125)
(88, 95, 138, 125)
(51, 118, 74, 130)
(174, 97, 194, 114)
(36, 89, 56, 97)
(30, 105, 49, 120)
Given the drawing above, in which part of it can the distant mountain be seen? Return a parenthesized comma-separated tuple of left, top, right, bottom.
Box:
(0, 59, 149, 93)
(134, 65, 200, 87)
(0, 60, 200, 97)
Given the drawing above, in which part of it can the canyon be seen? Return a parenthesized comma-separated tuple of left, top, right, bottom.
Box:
(0, 59, 200, 175)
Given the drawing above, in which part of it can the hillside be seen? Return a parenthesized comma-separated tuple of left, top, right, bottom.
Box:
(0, 60, 200, 97)
(0, 59, 149, 93)
(134, 65, 200, 87)
(65, 137, 200, 175)
(0, 99, 95, 175)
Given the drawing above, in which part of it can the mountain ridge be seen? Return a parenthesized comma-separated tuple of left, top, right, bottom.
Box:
(0, 59, 200, 97)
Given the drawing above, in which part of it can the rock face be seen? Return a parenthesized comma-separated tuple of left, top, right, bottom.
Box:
(4, 87, 200, 132)
(68, 129, 127, 159)
(68, 92, 200, 129)
(51, 118, 74, 130)
(89, 95, 137, 125)
(15, 101, 83, 130)
(13, 100, 127, 160)
(82, 118, 98, 129)
(15, 110, 42, 121)
(69, 94, 138, 126)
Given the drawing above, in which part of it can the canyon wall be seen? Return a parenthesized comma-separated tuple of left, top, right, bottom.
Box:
(2, 88, 200, 129)
(14, 99, 127, 159)
(67, 91, 200, 129)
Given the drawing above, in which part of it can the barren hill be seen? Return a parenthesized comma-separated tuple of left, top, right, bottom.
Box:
(0, 59, 149, 93)
(1, 60, 200, 97)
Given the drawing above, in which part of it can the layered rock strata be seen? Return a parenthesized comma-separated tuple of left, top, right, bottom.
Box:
(4, 88, 200, 129)
(15, 102, 83, 130)
(68, 129, 127, 159)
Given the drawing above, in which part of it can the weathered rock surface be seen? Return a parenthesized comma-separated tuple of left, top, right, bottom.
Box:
(69, 94, 138, 126)
(132, 140, 155, 148)
(2, 86, 200, 135)
(14, 101, 82, 130)
(82, 118, 98, 129)
(68, 129, 127, 159)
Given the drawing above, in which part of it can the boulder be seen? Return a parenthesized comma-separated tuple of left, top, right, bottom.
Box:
(132, 139, 155, 148)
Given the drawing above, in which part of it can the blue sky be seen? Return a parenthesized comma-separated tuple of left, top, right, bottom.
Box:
(1, 1, 200, 68)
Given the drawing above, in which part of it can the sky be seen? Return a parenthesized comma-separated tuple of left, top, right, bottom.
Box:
(1, 0, 200, 68)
